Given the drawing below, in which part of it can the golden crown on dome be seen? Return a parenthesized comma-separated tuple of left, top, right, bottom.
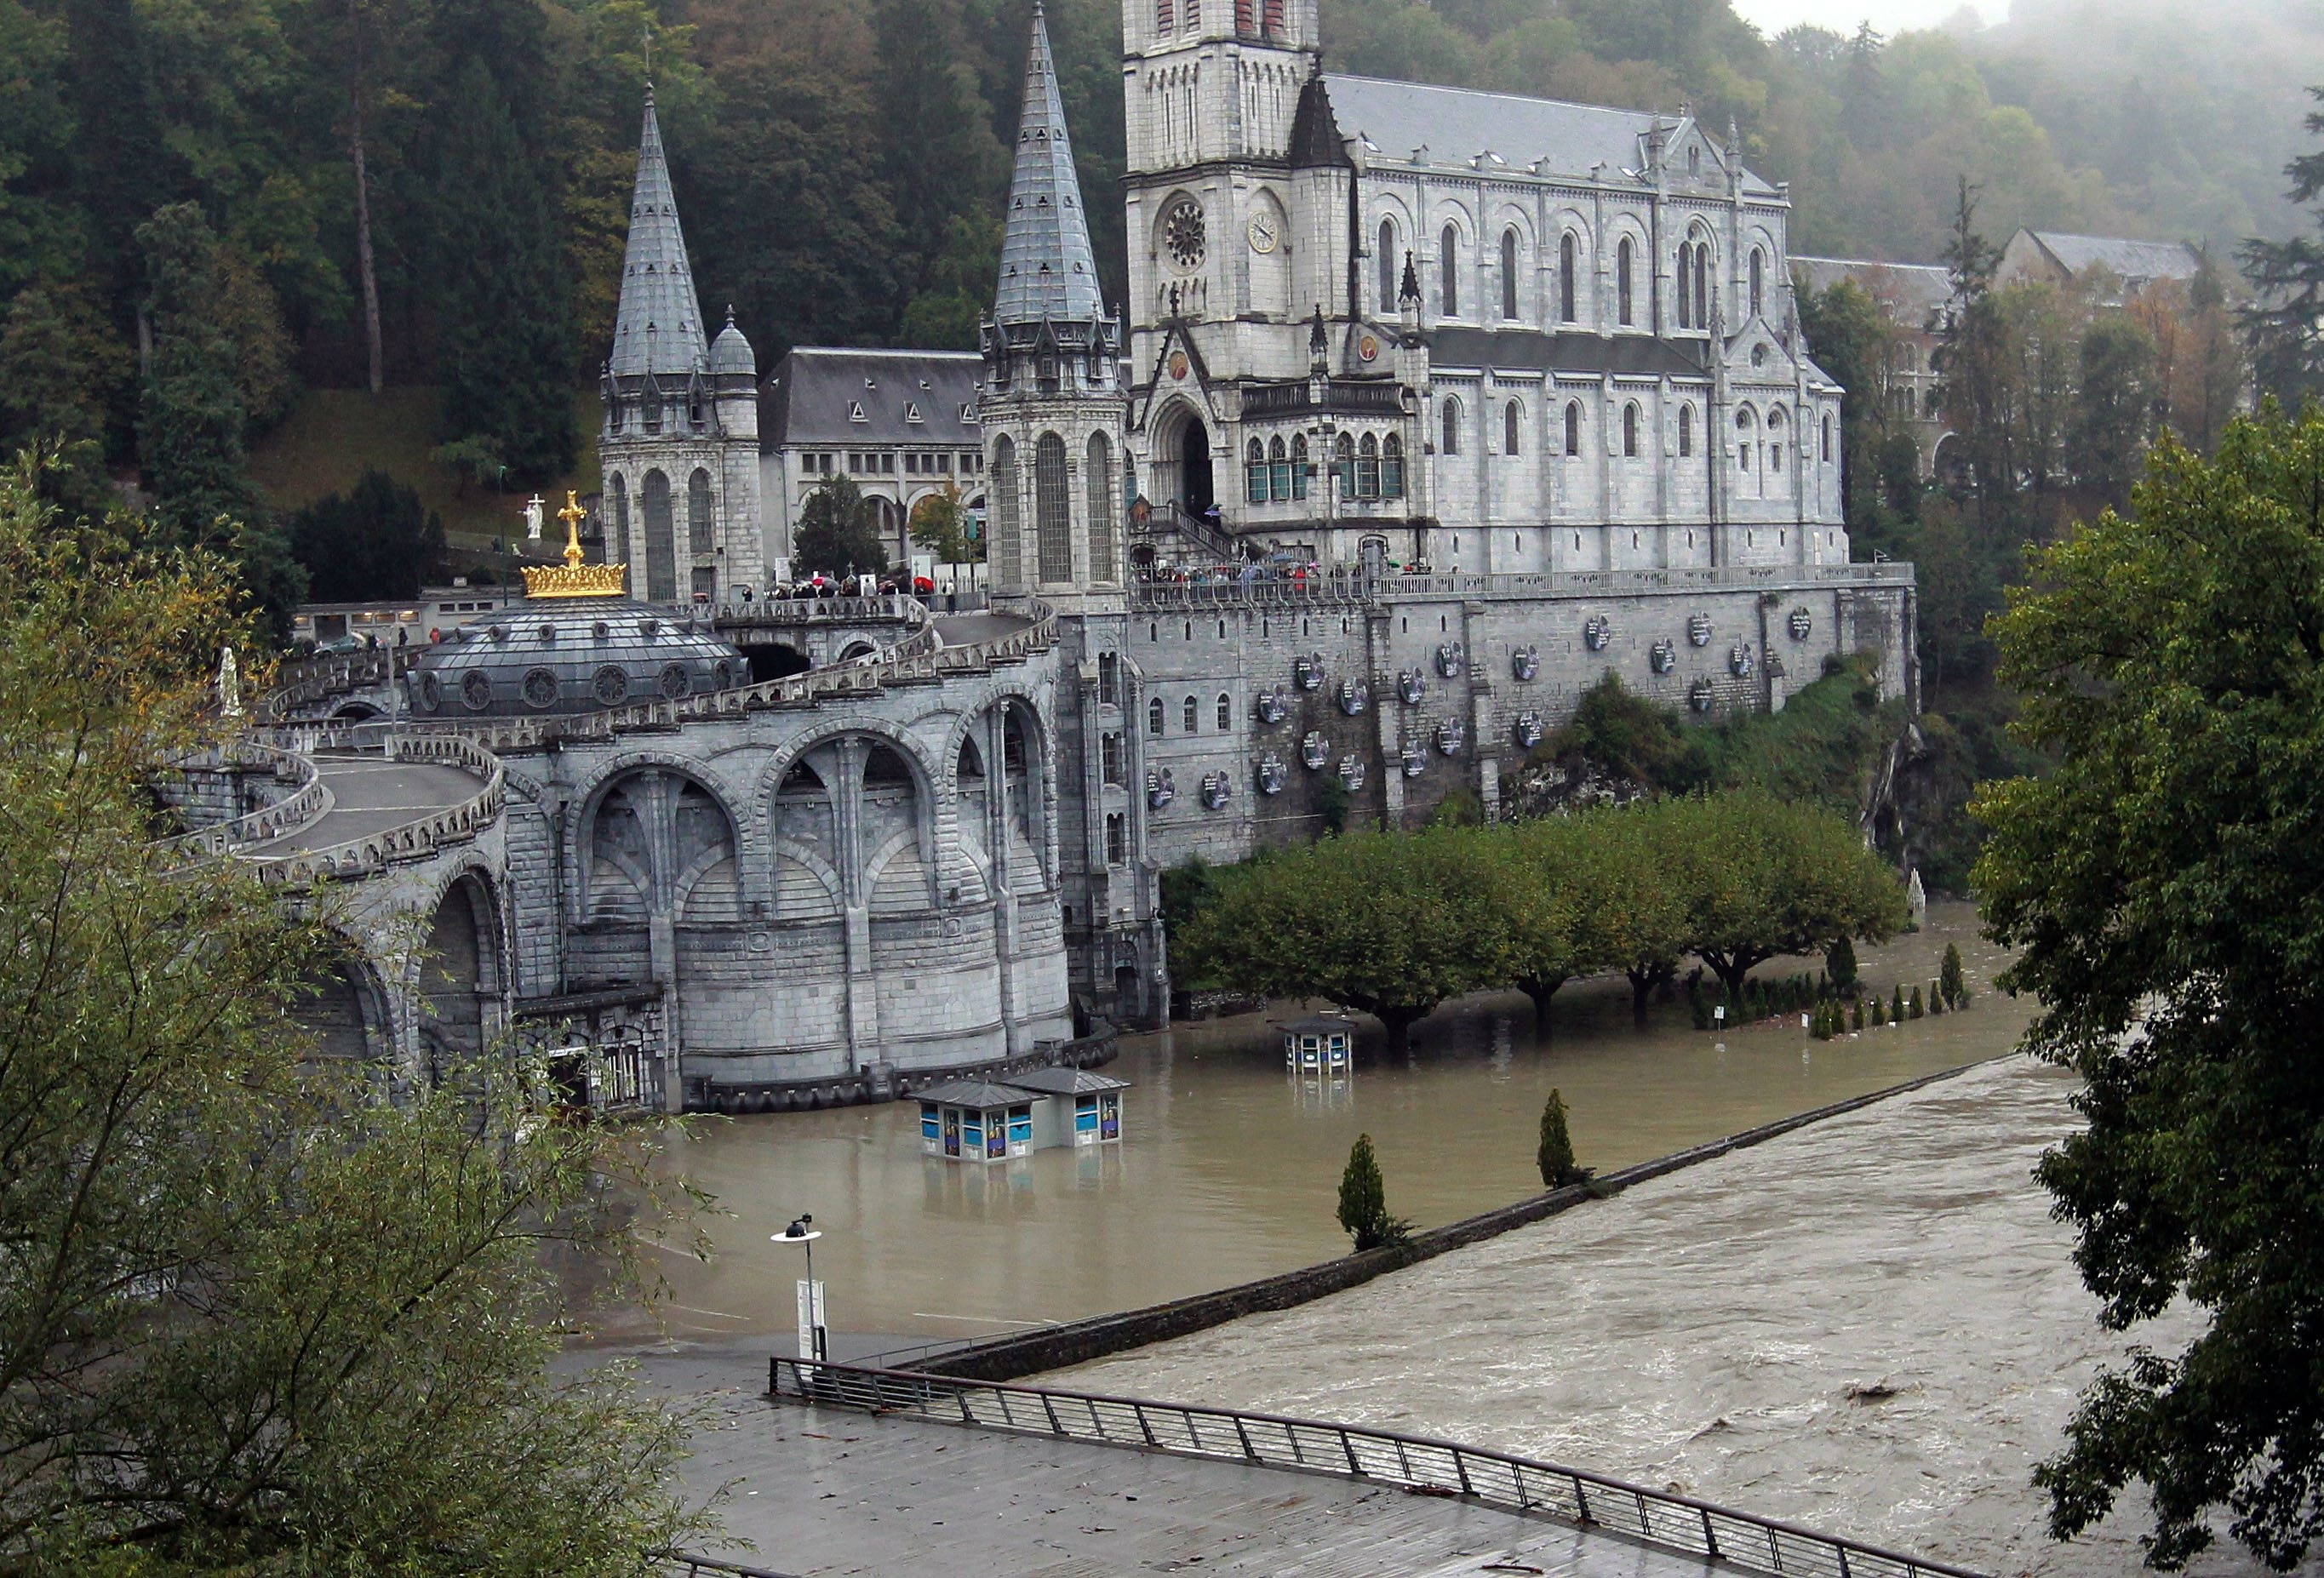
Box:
(522, 491, 628, 598)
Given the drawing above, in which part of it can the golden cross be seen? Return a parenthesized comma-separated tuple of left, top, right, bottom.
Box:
(558, 490, 587, 568)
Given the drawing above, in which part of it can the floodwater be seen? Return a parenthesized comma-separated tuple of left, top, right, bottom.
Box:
(1050, 1057, 2274, 1578)
(614, 901, 2031, 1348)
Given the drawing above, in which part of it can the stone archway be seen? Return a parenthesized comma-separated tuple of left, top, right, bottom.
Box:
(1178, 414, 1214, 517)
(416, 872, 504, 1079)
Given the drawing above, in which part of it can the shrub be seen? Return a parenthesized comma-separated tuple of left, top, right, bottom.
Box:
(1537, 1089, 1580, 1187)
(1827, 935, 1859, 994)
(1337, 1134, 1407, 1251)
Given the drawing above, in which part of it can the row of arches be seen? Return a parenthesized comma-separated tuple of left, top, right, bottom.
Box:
(1377, 215, 1772, 331)
(1242, 433, 1407, 504)
(1437, 394, 1830, 469)
(1148, 692, 1238, 737)
(991, 432, 1117, 588)
(607, 466, 718, 603)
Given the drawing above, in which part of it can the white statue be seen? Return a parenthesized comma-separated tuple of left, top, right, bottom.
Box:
(523, 494, 547, 541)
(218, 645, 243, 717)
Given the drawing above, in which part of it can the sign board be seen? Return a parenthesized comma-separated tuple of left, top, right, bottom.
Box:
(795, 1278, 826, 1363)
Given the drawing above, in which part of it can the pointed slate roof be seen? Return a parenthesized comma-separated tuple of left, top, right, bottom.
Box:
(610, 91, 708, 379)
(993, 3, 1105, 328)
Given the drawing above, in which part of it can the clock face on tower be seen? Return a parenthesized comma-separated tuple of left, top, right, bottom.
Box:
(1163, 198, 1206, 272)
(1247, 211, 1279, 254)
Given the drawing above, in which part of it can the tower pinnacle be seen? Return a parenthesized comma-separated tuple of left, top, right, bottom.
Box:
(993, 3, 1106, 327)
(610, 91, 707, 378)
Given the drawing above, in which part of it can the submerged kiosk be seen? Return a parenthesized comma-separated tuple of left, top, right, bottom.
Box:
(918, 1067, 1129, 1163)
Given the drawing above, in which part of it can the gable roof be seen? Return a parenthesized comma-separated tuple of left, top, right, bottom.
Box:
(1317, 74, 1778, 196)
(2023, 231, 2201, 284)
(1002, 1066, 1131, 1095)
(993, 3, 1107, 327)
(913, 1078, 1036, 1111)
(760, 347, 984, 452)
(609, 92, 708, 379)
(1790, 255, 1955, 327)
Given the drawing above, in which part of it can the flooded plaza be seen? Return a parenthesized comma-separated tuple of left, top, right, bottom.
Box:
(615, 900, 2032, 1349)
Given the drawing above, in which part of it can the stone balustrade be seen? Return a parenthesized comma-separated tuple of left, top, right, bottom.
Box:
(245, 732, 504, 886)
(160, 741, 329, 855)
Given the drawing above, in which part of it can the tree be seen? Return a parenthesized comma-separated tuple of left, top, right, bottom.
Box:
(1536, 1089, 1580, 1187)
(1978, 405, 2324, 1569)
(136, 204, 259, 545)
(288, 468, 448, 600)
(0, 282, 129, 512)
(0, 460, 700, 1568)
(793, 473, 890, 577)
(2240, 89, 2324, 409)
(1336, 1133, 1404, 1251)
(1682, 792, 1910, 1001)
(908, 479, 979, 564)
(1939, 941, 1965, 1009)
(2071, 314, 2156, 512)
(1503, 820, 1589, 1023)
(1827, 934, 1860, 994)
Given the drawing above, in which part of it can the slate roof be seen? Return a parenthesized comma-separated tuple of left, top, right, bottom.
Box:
(1000, 1066, 1131, 1096)
(1790, 255, 1954, 329)
(1427, 325, 1706, 379)
(2023, 231, 2201, 284)
(993, 3, 1107, 327)
(1318, 75, 1778, 196)
(610, 92, 709, 380)
(759, 347, 985, 452)
(913, 1079, 1037, 1110)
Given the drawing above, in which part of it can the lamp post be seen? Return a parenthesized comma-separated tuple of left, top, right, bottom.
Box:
(773, 1214, 826, 1365)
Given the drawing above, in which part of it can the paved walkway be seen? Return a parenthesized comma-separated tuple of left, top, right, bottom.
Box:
(242, 751, 480, 855)
(677, 1391, 1720, 1578)
(934, 612, 1030, 649)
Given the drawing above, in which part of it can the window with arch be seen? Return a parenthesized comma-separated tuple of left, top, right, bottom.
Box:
(641, 468, 674, 601)
(1148, 696, 1165, 736)
(1357, 433, 1380, 498)
(608, 472, 629, 567)
(1559, 233, 1577, 322)
(1182, 695, 1199, 733)
(991, 435, 1022, 586)
(1500, 227, 1520, 319)
(1679, 403, 1694, 457)
(1382, 434, 1404, 497)
(1503, 399, 1521, 455)
(1269, 435, 1291, 501)
(1617, 237, 1634, 326)
(1440, 395, 1462, 455)
(1676, 242, 1693, 329)
(1216, 693, 1232, 731)
(1623, 402, 1640, 457)
(1749, 248, 1764, 317)
(1440, 224, 1460, 316)
(1563, 401, 1581, 455)
(1822, 414, 1834, 461)
(1736, 407, 1754, 470)
(1377, 217, 1398, 312)
(1086, 432, 1115, 580)
(1245, 437, 1268, 505)
(687, 467, 713, 554)
(1291, 433, 1310, 499)
(1157, 0, 1172, 30)
(1034, 432, 1072, 582)
(1694, 242, 1710, 327)
(1334, 432, 1355, 495)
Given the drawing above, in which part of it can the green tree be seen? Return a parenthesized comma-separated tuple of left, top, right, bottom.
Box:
(1978, 405, 2324, 1569)
(908, 478, 979, 563)
(1543, 674, 1709, 790)
(1827, 934, 1859, 994)
(0, 282, 129, 512)
(0, 460, 699, 1569)
(1536, 1089, 1580, 1187)
(2241, 89, 2324, 409)
(1336, 1133, 1403, 1251)
(1939, 941, 1965, 1008)
(1503, 820, 1590, 1023)
(2071, 314, 2156, 512)
(288, 468, 449, 600)
(136, 204, 259, 545)
(1683, 792, 1910, 1002)
(793, 473, 890, 577)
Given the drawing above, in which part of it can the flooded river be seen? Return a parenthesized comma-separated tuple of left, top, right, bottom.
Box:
(620, 901, 2030, 1347)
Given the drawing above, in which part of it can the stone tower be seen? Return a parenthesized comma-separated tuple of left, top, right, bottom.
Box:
(979, 2, 1128, 613)
(598, 90, 766, 605)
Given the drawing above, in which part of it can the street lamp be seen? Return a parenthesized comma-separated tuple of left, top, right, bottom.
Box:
(772, 1214, 826, 1364)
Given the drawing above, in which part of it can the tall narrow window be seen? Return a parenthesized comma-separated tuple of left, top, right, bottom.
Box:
(1617, 237, 1634, 326)
(1680, 404, 1694, 457)
(1357, 433, 1380, 498)
(1695, 244, 1710, 328)
(1382, 434, 1403, 497)
(1086, 432, 1115, 580)
(1441, 396, 1462, 456)
(1148, 697, 1165, 736)
(1440, 225, 1459, 316)
(1500, 228, 1519, 320)
(1291, 434, 1310, 500)
(1157, 0, 1172, 31)
(1335, 432, 1355, 494)
(1563, 402, 1581, 455)
(1503, 400, 1521, 455)
(1750, 248, 1764, 317)
(1245, 438, 1268, 505)
(1184, 0, 1198, 28)
(1268, 436, 1291, 500)
(1822, 414, 1834, 461)
(1677, 243, 1693, 329)
(642, 469, 674, 602)
(1559, 233, 1577, 322)
(1262, 0, 1283, 31)
(1623, 403, 1640, 457)
(992, 436, 1022, 587)
(687, 468, 713, 554)
(1377, 218, 1397, 311)
(609, 472, 629, 569)
(1216, 693, 1232, 730)
(1183, 695, 1199, 733)
(1034, 432, 1072, 582)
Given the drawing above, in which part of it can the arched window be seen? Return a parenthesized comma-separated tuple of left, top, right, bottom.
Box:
(1736, 408, 1754, 471)
(608, 472, 629, 568)
(1563, 402, 1581, 456)
(1559, 233, 1577, 322)
(1749, 248, 1764, 317)
(1676, 242, 1692, 329)
(1771, 441, 1783, 473)
(1695, 243, 1710, 329)
(1357, 432, 1380, 498)
(1245, 437, 1268, 505)
(1334, 432, 1355, 495)
(1086, 432, 1115, 580)
(1148, 696, 1165, 736)
(1381, 433, 1404, 497)
(1183, 695, 1199, 733)
(1268, 435, 1291, 501)
(1440, 395, 1462, 456)
(687, 467, 713, 554)
(1216, 692, 1233, 731)
(1157, 0, 1172, 31)
(1822, 414, 1834, 461)
(1500, 227, 1520, 319)
(1679, 404, 1694, 458)
(1034, 432, 1072, 582)
(1291, 433, 1310, 500)
(641, 468, 674, 601)
(1623, 403, 1640, 457)
(1617, 237, 1634, 326)
(1377, 218, 1397, 312)
(991, 435, 1022, 587)
(1440, 224, 1460, 316)
(1503, 400, 1521, 455)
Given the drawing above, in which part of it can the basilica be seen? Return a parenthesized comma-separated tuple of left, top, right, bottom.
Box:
(245, 0, 1916, 1114)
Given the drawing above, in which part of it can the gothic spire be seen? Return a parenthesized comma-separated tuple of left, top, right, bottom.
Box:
(610, 89, 708, 378)
(993, 2, 1105, 328)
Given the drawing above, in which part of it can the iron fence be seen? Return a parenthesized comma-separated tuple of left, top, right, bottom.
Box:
(769, 1359, 1986, 1578)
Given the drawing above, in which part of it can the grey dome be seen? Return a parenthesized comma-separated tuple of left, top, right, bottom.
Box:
(709, 312, 755, 376)
(407, 597, 747, 718)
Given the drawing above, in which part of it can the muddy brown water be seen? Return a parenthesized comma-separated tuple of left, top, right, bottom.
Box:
(615, 900, 2028, 1347)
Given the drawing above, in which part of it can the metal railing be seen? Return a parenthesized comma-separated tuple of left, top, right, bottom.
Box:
(768, 1360, 1986, 1578)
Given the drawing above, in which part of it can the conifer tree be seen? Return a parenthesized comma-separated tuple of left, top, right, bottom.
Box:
(1827, 935, 1859, 995)
(1337, 1133, 1396, 1251)
(1537, 1089, 1578, 1188)
(1941, 942, 1966, 1009)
